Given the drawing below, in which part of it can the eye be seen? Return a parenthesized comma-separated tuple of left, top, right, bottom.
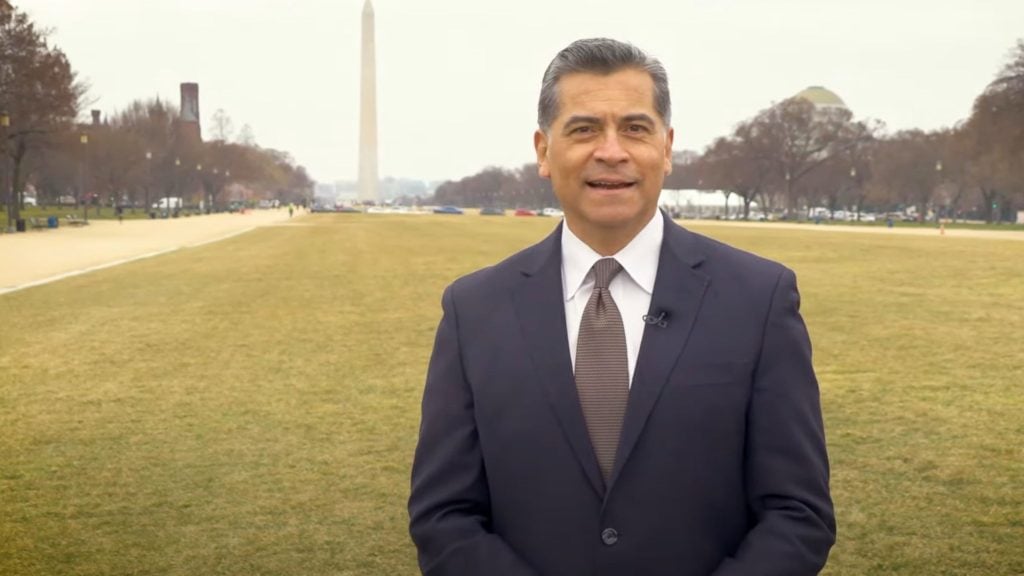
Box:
(570, 126, 594, 135)
(626, 124, 650, 133)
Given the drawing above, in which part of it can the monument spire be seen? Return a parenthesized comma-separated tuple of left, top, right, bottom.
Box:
(358, 0, 379, 203)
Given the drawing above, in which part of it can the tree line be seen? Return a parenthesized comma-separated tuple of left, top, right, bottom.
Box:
(432, 39, 1024, 224)
(1, 2, 313, 226)
(433, 164, 555, 209)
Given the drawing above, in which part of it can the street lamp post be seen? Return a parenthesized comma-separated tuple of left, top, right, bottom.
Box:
(1, 111, 11, 233)
(849, 167, 859, 221)
(145, 151, 152, 214)
(168, 157, 180, 218)
(784, 170, 792, 220)
(211, 168, 219, 214)
(196, 164, 203, 214)
(80, 133, 89, 223)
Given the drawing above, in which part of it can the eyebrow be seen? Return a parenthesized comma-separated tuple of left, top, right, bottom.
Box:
(621, 113, 657, 125)
(562, 115, 602, 131)
(562, 113, 657, 132)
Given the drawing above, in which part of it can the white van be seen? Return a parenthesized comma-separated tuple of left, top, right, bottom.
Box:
(152, 197, 183, 210)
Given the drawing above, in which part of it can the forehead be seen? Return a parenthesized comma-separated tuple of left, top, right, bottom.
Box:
(554, 68, 658, 121)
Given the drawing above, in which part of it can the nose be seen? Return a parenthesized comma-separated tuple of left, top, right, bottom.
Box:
(592, 129, 629, 165)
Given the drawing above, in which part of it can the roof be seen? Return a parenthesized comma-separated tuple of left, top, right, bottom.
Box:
(794, 86, 848, 109)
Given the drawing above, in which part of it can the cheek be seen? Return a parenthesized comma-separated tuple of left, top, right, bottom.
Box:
(553, 149, 589, 174)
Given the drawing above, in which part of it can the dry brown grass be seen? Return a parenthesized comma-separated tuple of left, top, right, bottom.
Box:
(1, 214, 1020, 575)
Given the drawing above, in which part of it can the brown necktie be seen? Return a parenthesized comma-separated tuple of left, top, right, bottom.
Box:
(575, 258, 629, 484)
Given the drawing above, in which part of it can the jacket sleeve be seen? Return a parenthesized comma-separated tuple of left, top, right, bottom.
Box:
(712, 268, 837, 576)
(409, 285, 540, 576)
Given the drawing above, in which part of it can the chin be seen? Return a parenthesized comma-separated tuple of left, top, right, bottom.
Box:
(579, 204, 648, 229)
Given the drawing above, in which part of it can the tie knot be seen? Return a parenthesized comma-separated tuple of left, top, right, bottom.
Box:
(591, 258, 623, 290)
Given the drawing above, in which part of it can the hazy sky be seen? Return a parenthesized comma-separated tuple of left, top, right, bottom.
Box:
(17, 0, 1023, 184)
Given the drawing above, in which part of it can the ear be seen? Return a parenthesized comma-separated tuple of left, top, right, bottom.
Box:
(534, 129, 551, 178)
(663, 127, 675, 175)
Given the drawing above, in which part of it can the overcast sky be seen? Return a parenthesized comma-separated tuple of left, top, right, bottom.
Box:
(17, 0, 1024, 184)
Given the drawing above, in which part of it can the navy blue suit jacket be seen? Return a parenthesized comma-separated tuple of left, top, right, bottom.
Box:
(409, 213, 835, 575)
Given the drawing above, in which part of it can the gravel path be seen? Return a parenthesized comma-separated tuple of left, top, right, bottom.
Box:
(1, 209, 297, 294)
(685, 219, 1024, 241)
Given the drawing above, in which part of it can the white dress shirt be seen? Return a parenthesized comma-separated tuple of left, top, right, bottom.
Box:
(561, 210, 663, 387)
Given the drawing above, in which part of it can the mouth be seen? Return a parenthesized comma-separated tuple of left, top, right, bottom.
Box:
(585, 179, 637, 191)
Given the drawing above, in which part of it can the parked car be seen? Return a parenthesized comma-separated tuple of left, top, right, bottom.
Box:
(514, 208, 536, 216)
(480, 207, 506, 216)
(433, 205, 464, 215)
(540, 207, 564, 217)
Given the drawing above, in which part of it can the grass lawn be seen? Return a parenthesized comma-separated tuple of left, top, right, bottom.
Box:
(1, 214, 1021, 575)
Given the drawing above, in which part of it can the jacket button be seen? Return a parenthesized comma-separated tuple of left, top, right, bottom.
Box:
(601, 528, 619, 546)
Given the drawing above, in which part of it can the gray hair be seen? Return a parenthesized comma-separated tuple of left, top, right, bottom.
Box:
(537, 38, 672, 132)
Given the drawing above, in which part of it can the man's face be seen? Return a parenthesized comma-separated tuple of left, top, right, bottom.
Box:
(534, 68, 673, 243)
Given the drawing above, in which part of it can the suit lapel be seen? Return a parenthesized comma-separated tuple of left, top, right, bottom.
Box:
(607, 215, 710, 493)
(511, 224, 606, 497)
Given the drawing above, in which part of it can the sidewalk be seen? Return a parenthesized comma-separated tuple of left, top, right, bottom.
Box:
(686, 219, 1024, 241)
(0, 209, 297, 294)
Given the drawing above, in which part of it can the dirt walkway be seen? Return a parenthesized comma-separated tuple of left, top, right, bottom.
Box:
(0, 209, 298, 294)
(686, 219, 1024, 241)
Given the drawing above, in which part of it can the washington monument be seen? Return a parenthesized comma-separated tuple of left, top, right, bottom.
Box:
(358, 0, 379, 203)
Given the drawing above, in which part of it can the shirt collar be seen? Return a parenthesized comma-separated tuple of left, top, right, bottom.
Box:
(561, 209, 664, 302)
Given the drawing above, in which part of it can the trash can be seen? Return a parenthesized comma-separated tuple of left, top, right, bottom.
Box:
(15, 218, 26, 232)
(48, 215, 59, 228)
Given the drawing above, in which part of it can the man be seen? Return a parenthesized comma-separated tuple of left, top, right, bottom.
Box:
(409, 38, 835, 575)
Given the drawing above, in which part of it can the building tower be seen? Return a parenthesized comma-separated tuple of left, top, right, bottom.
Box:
(177, 82, 202, 145)
(358, 0, 379, 203)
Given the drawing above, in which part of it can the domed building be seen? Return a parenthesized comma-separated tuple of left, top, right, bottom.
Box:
(795, 86, 847, 109)
(794, 86, 851, 119)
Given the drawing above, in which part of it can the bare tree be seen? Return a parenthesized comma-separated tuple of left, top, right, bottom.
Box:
(237, 124, 256, 147)
(820, 119, 883, 220)
(85, 119, 145, 213)
(958, 40, 1024, 221)
(0, 3, 85, 227)
(696, 136, 771, 220)
(210, 108, 235, 143)
(870, 130, 945, 220)
(747, 97, 853, 217)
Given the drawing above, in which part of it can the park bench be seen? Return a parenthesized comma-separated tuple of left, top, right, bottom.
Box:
(28, 217, 49, 230)
(64, 214, 89, 227)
